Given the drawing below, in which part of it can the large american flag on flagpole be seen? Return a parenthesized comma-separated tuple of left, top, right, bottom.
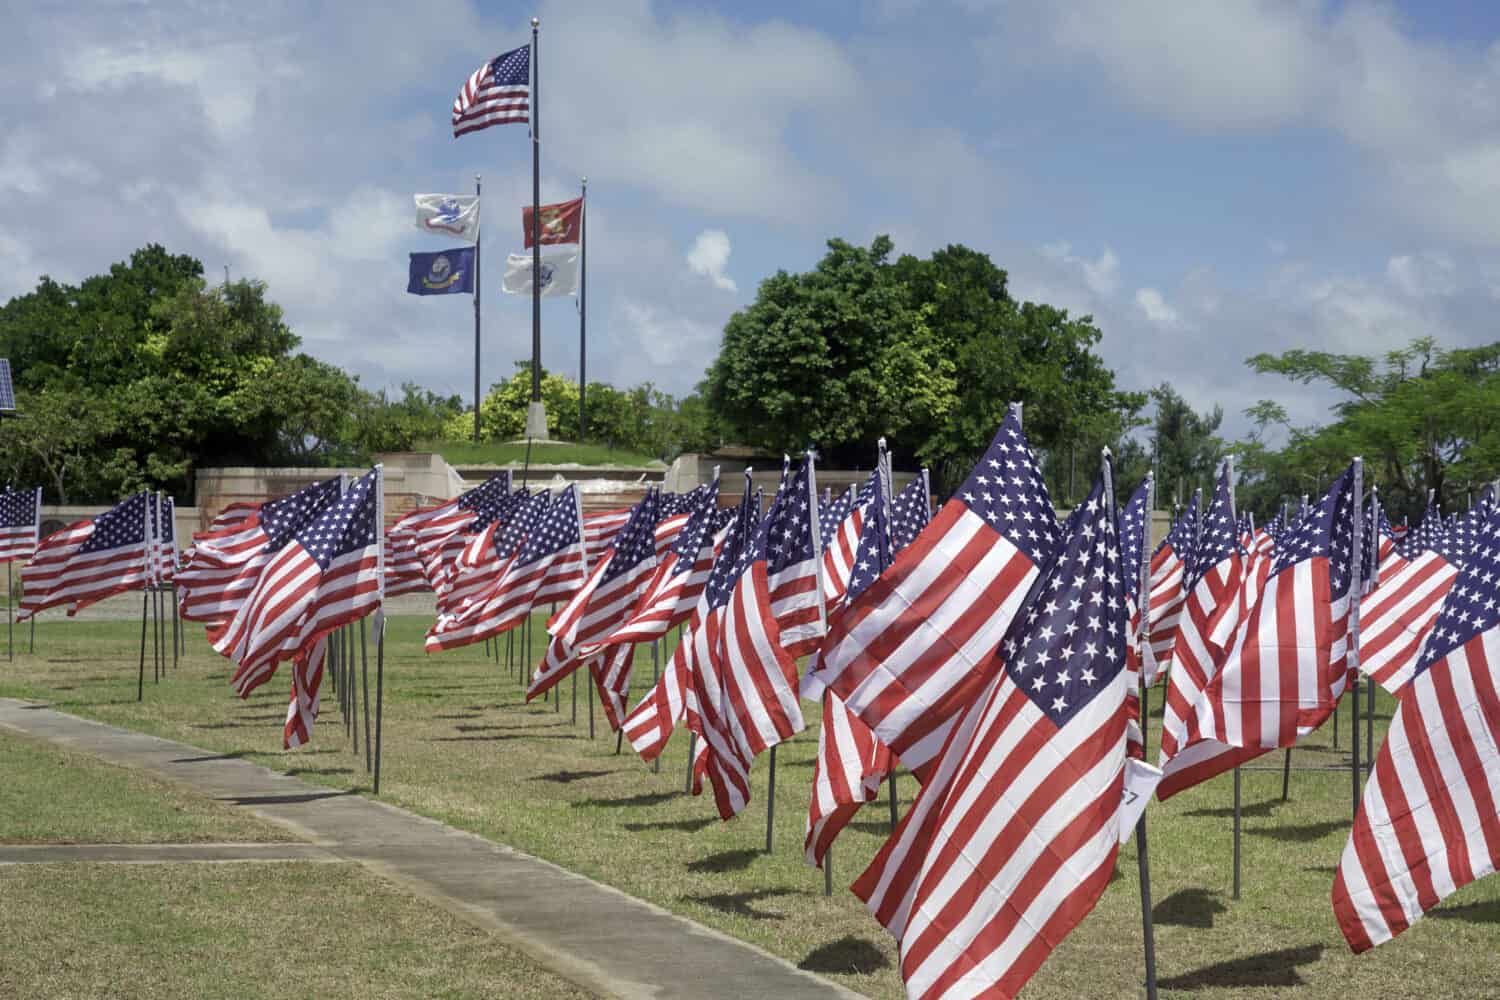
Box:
(387, 473, 511, 586)
(0, 486, 40, 563)
(813, 406, 1060, 779)
(1358, 503, 1457, 695)
(1333, 500, 1500, 952)
(452, 44, 530, 138)
(215, 468, 382, 707)
(852, 462, 1134, 1000)
(766, 453, 827, 656)
(19, 492, 151, 621)
(820, 473, 875, 612)
(1120, 474, 1153, 760)
(1138, 491, 1200, 684)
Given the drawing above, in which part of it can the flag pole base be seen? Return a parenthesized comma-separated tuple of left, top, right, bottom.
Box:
(524, 402, 550, 441)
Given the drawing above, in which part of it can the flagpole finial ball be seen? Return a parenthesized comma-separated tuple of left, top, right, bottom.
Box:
(531, 16, 539, 28)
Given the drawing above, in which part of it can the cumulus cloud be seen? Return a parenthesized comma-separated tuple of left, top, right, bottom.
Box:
(1042, 242, 1121, 297)
(686, 230, 737, 292)
(1386, 253, 1457, 298)
(1134, 287, 1180, 326)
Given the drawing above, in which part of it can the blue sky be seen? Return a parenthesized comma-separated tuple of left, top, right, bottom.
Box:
(4, 0, 1500, 442)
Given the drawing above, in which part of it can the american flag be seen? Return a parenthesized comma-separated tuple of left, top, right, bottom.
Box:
(1120, 474, 1153, 760)
(384, 533, 430, 597)
(178, 478, 342, 626)
(425, 486, 587, 652)
(686, 474, 807, 820)
(207, 501, 261, 533)
(598, 478, 720, 649)
(215, 469, 382, 713)
(1139, 492, 1200, 683)
(1333, 501, 1500, 952)
(432, 489, 529, 615)
(1360, 502, 1459, 695)
(527, 490, 661, 720)
(805, 464, 896, 867)
(1159, 462, 1359, 799)
(766, 454, 826, 656)
(0, 487, 40, 564)
(452, 44, 530, 138)
(153, 494, 178, 582)
(1158, 466, 1243, 767)
(584, 506, 632, 567)
(623, 480, 754, 763)
(19, 492, 151, 621)
(387, 474, 511, 586)
(890, 471, 932, 551)
(821, 473, 875, 612)
(814, 406, 1060, 779)
(852, 464, 1133, 1000)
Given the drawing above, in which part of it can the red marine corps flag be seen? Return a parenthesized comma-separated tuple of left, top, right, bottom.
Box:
(521, 197, 583, 247)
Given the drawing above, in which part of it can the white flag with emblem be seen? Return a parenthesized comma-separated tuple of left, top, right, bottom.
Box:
(502, 250, 579, 297)
(414, 193, 480, 243)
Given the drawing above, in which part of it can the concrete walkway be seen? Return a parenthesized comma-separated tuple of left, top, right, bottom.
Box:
(0, 843, 341, 865)
(0, 699, 860, 1000)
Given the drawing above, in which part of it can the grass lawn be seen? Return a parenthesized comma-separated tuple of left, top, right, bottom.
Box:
(0, 728, 295, 844)
(3, 616, 1499, 998)
(417, 439, 662, 468)
(0, 862, 593, 1000)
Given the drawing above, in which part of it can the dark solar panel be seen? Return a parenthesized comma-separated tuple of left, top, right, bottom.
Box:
(0, 359, 13, 412)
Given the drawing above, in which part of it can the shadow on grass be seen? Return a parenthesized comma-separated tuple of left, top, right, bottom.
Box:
(286, 767, 355, 777)
(429, 733, 578, 743)
(191, 721, 267, 731)
(686, 848, 761, 874)
(169, 751, 248, 763)
(799, 936, 891, 974)
(531, 769, 613, 784)
(574, 790, 681, 809)
(1183, 798, 1283, 820)
(220, 791, 356, 806)
(433, 713, 483, 721)
(1430, 900, 1500, 924)
(1153, 888, 1227, 929)
(849, 820, 899, 837)
(685, 887, 808, 920)
(1251, 819, 1349, 843)
(1158, 944, 1324, 991)
(623, 817, 716, 833)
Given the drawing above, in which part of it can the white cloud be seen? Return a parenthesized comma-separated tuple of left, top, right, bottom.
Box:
(1043, 242, 1120, 296)
(686, 229, 737, 292)
(1387, 253, 1457, 298)
(1134, 287, 1180, 326)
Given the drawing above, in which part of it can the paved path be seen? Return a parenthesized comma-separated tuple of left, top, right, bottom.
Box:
(0, 843, 341, 865)
(0, 699, 860, 1000)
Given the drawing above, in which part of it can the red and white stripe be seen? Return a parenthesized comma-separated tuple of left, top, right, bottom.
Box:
(207, 501, 261, 533)
(1358, 549, 1457, 694)
(686, 559, 804, 820)
(584, 507, 631, 567)
(853, 662, 1128, 999)
(18, 519, 148, 621)
(821, 501, 865, 610)
(0, 488, 40, 564)
(1333, 627, 1500, 951)
(805, 691, 893, 868)
(178, 517, 290, 626)
(216, 542, 381, 697)
(1158, 552, 1242, 763)
(424, 531, 587, 652)
(815, 502, 1044, 779)
(1160, 559, 1349, 800)
(1140, 540, 1190, 682)
(383, 534, 431, 597)
(283, 634, 328, 749)
(623, 614, 698, 761)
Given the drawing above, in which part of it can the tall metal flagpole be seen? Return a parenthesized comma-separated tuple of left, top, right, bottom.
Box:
(579, 177, 587, 441)
(474, 173, 483, 443)
(372, 463, 387, 795)
(1349, 458, 1365, 819)
(527, 16, 544, 435)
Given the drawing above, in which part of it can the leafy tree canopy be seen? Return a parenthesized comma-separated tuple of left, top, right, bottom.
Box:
(703, 237, 1144, 496)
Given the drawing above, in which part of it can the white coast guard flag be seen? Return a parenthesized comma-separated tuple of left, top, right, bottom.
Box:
(503, 250, 579, 297)
(414, 194, 480, 243)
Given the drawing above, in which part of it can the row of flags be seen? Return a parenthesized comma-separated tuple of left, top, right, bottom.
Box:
(7, 412, 1500, 992)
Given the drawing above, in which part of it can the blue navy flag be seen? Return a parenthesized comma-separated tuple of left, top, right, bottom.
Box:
(407, 248, 476, 296)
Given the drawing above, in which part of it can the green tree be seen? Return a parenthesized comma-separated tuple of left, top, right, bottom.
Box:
(1150, 383, 1224, 508)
